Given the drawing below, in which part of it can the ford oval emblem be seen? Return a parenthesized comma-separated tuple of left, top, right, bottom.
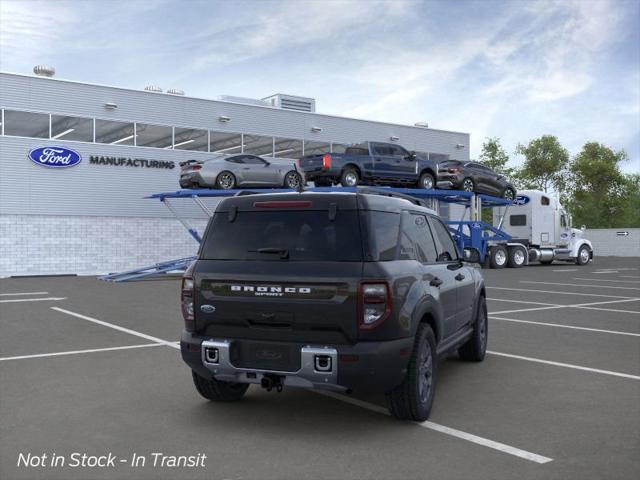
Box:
(514, 195, 530, 205)
(28, 146, 82, 168)
(200, 304, 216, 314)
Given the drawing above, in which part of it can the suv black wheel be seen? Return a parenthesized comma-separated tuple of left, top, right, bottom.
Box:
(458, 296, 488, 361)
(192, 371, 249, 402)
(284, 170, 303, 189)
(461, 178, 475, 192)
(418, 172, 435, 190)
(340, 167, 359, 187)
(216, 171, 236, 190)
(386, 324, 437, 421)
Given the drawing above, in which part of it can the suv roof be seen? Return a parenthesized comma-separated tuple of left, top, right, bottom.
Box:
(214, 191, 438, 216)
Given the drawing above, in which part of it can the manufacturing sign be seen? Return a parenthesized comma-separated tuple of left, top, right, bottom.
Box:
(89, 156, 175, 169)
(514, 195, 530, 206)
(28, 146, 82, 168)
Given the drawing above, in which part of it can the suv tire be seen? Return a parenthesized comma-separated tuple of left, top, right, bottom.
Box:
(386, 324, 437, 421)
(192, 371, 249, 402)
(458, 296, 488, 362)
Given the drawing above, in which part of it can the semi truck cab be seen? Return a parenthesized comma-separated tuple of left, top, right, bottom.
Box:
(492, 190, 593, 266)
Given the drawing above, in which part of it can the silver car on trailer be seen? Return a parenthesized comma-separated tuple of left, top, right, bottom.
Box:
(180, 154, 304, 190)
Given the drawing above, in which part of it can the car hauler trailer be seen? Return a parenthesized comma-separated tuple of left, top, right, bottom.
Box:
(100, 186, 593, 282)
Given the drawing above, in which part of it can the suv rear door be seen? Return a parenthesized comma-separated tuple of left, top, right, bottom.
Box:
(428, 216, 475, 332)
(400, 211, 458, 337)
(193, 198, 363, 346)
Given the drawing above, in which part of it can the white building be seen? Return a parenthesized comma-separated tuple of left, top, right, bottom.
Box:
(0, 70, 470, 277)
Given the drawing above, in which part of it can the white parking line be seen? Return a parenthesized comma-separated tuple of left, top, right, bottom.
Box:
(573, 278, 639, 284)
(489, 316, 640, 337)
(51, 307, 180, 349)
(316, 391, 553, 464)
(488, 298, 559, 306)
(0, 297, 67, 303)
(488, 286, 637, 299)
(490, 298, 640, 315)
(520, 281, 640, 291)
(0, 291, 49, 296)
(0, 343, 163, 362)
(621, 276, 640, 279)
(552, 269, 578, 272)
(487, 351, 640, 380)
(593, 271, 619, 274)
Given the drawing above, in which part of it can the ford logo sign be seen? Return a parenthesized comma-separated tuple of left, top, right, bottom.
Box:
(514, 195, 530, 206)
(200, 304, 216, 314)
(28, 146, 82, 168)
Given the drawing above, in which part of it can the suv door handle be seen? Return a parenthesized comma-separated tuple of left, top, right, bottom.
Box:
(455, 273, 465, 281)
(429, 277, 443, 287)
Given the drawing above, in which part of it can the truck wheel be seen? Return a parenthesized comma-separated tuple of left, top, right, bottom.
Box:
(576, 245, 591, 265)
(385, 324, 437, 421)
(418, 172, 435, 190)
(489, 245, 507, 269)
(502, 188, 516, 201)
(458, 295, 487, 362)
(192, 371, 249, 402)
(507, 246, 526, 268)
(340, 168, 359, 187)
(216, 171, 236, 190)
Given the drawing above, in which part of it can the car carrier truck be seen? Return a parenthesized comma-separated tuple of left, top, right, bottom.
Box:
(487, 189, 593, 268)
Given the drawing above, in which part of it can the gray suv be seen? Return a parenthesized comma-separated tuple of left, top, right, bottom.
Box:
(180, 188, 487, 421)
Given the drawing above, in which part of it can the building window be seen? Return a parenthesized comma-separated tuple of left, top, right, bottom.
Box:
(303, 140, 330, 156)
(173, 127, 208, 151)
(135, 123, 173, 148)
(51, 114, 94, 142)
(273, 137, 303, 159)
(95, 119, 135, 145)
(210, 131, 243, 154)
(243, 134, 274, 156)
(3, 110, 49, 138)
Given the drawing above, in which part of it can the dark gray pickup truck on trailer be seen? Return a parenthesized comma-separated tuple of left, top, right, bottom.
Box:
(298, 141, 439, 190)
(180, 189, 487, 421)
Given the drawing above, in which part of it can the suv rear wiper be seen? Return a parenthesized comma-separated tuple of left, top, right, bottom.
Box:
(249, 247, 290, 260)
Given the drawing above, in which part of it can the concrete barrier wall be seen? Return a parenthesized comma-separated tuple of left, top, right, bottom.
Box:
(586, 228, 640, 257)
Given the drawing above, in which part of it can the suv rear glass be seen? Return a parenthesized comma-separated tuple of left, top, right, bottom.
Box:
(201, 211, 363, 261)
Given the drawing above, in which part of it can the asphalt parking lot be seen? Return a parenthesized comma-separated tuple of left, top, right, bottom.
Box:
(1, 257, 639, 480)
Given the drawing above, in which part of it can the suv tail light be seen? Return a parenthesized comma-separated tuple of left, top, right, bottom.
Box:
(191, 164, 202, 171)
(322, 154, 331, 169)
(181, 276, 195, 331)
(358, 282, 392, 330)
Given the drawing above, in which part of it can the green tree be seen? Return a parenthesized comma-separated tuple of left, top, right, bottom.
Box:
(566, 142, 632, 228)
(515, 135, 569, 193)
(618, 174, 640, 227)
(479, 137, 513, 176)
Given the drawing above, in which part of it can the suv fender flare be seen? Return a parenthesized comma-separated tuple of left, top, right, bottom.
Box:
(342, 163, 363, 178)
(412, 300, 445, 344)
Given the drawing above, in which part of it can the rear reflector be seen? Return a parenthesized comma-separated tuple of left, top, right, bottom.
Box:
(322, 154, 331, 169)
(253, 201, 312, 209)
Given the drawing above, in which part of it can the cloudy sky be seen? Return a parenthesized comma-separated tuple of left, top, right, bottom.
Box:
(1, 0, 638, 171)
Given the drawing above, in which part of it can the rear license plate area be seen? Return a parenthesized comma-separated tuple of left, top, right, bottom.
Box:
(230, 341, 301, 372)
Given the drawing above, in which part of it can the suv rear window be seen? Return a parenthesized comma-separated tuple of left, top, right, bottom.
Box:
(201, 211, 363, 261)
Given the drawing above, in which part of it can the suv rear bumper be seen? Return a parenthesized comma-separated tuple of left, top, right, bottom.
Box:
(181, 331, 413, 393)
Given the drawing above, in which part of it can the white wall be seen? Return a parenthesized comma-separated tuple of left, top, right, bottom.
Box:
(0, 215, 207, 277)
(586, 228, 640, 257)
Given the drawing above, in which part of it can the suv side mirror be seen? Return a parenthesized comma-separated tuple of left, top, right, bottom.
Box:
(406, 151, 416, 161)
(463, 247, 481, 263)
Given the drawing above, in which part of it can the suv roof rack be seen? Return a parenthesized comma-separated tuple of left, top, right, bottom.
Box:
(355, 186, 431, 209)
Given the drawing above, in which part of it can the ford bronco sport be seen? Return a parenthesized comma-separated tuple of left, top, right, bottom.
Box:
(180, 188, 487, 421)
